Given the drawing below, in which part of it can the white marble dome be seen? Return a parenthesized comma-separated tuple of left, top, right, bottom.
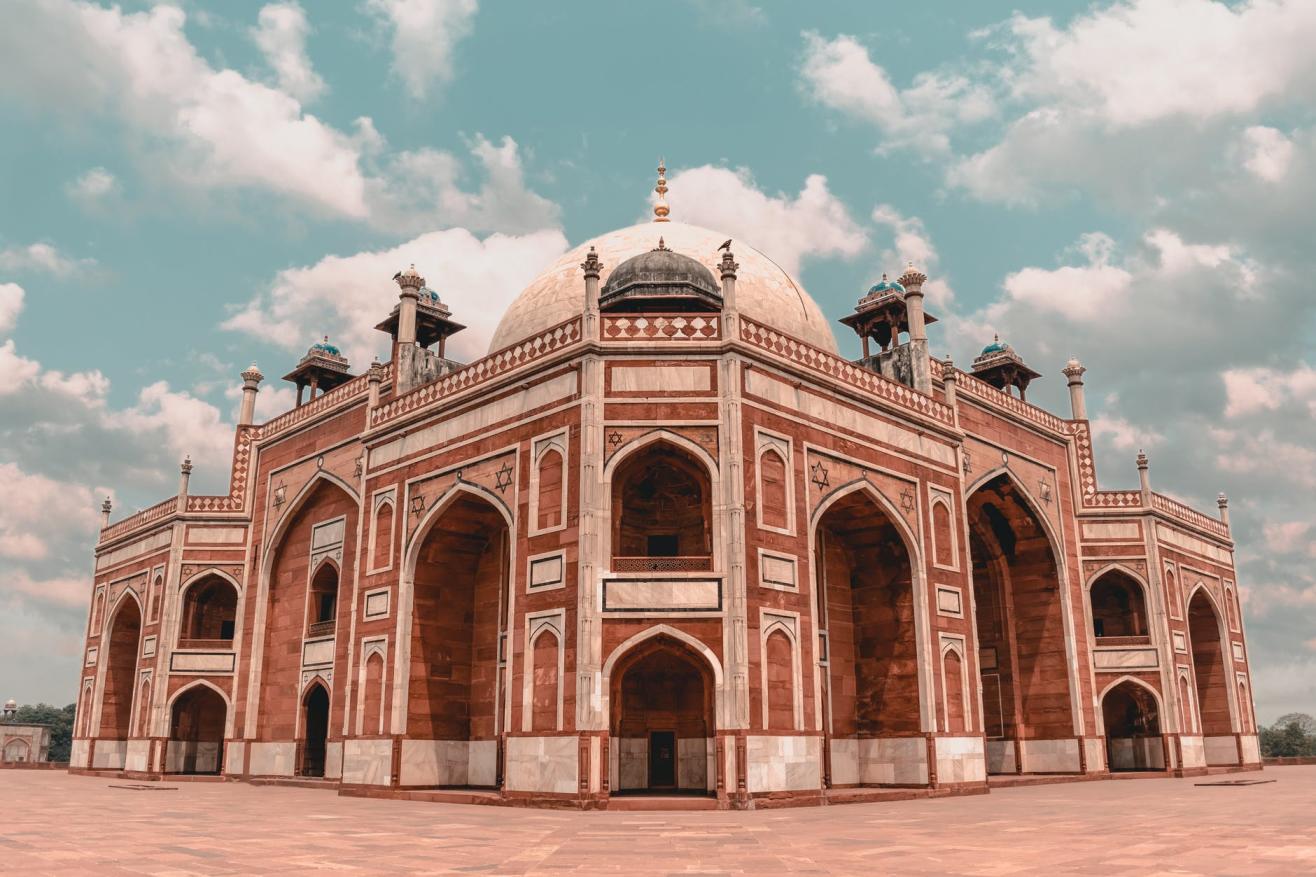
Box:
(488, 221, 839, 354)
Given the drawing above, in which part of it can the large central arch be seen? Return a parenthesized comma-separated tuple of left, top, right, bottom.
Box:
(98, 593, 143, 743)
(813, 483, 926, 787)
(398, 484, 512, 788)
(967, 471, 1078, 774)
(604, 628, 721, 795)
(1187, 587, 1237, 765)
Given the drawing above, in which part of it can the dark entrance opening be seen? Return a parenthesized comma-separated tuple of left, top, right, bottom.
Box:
(648, 731, 676, 788)
(300, 683, 329, 778)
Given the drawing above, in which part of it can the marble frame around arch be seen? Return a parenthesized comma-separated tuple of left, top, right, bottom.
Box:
(806, 477, 935, 735)
(599, 623, 727, 733)
(965, 465, 1086, 738)
(390, 479, 517, 736)
(89, 587, 144, 740)
(1183, 582, 1241, 734)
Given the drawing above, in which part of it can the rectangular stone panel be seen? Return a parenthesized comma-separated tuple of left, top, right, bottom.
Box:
(312, 518, 345, 550)
(530, 553, 565, 588)
(302, 637, 334, 668)
(759, 552, 796, 590)
(1156, 523, 1232, 564)
(364, 588, 390, 619)
(96, 529, 172, 571)
(602, 578, 721, 612)
(1172, 631, 1188, 653)
(610, 365, 711, 393)
(504, 736, 578, 794)
(936, 585, 963, 616)
(142, 636, 157, 658)
(186, 526, 245, 544)
(1080, 521, 1141, 540)
(170, 650, 236, 674)
(1093, 647, 1158, 670)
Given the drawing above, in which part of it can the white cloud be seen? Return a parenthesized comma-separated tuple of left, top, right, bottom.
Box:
(365, 0, 478, 100)
(999, 232, 1133, 322)
(869, 205, 954, 307)
(0, 463, 100, 564)
(252, 2, 326, 103)
(656, 165, 867, 275)
(0, 284, 24, 335)
(223, 227, 568, 365)
(0, 242, 95, 277)
(1222, 364, 1316, 418)
(1240, 125, 1294, 182)
(66, 167, 118, 203)
(1090, 414, 1164, 452)
(366, 135, 561, 235)
(799, 31, 994, 154)
(1001, 0, 1316, 127)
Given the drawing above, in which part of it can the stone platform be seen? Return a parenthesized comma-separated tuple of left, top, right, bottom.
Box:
(2, 766, 1312, 874)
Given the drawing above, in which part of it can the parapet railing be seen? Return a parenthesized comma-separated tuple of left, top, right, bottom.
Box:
(99, 496, 177, 542)
(601, 313, 721, 342)
(369, 317, 583, 428)
(952, 368, 1071, 435)
(1152, 492, 1230, 539)
(739, 318, 955, 426)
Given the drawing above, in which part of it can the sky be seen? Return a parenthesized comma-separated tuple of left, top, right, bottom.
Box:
(1, 0, 1313, 723)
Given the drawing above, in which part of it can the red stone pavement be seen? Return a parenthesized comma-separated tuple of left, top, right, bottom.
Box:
(2, 768, 1313, 875)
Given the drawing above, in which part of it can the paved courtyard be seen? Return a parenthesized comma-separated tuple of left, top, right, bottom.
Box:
(2, 768, 1312, 875)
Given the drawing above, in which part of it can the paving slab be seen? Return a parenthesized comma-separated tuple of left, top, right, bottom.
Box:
(2, 767, 1312, 875)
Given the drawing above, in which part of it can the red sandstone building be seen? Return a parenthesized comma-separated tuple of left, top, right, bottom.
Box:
(72, 170, 1260, 807)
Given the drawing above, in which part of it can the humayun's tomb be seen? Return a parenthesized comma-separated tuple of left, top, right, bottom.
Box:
(72, 166, 1259, 808)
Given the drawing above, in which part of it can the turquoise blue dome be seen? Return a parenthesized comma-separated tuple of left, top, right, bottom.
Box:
(311, 337, 341, 356)
(420, 286, 441, 303)
(981, 336, 1010, 355)
(868, 273, 905, 295)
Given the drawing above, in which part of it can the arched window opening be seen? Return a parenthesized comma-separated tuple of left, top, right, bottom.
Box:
(759, 449, 789, 531)
(307, 562, 339, 637)
(178, 576, 238, 649)
(1102, 681, 1163, 771)
(166, 685, 227, 775)
(531, 629, 560, 732)
(967, 474, 1074, 774)
(300, 682, 330, 778)
(149, 575, 163, 623)
(407, 492, 510, 788)
(815, 489, 921, 786)
(764, 629, 795, 731)
(610, 637, 715, 795)
(1188, 592, 1232, 741)
(1165, 568, 1179, 616)
(612, 442, 712, 572)
(932, 501, 954, 567)
(98, 597, 142, 740)
(1089, 570, 1149, 641)
(362, 652, 384, 736)
(537, 449, 564, 530)
(943, 649, 967, 734)
(370, 500, 394, 570)
(2, 739, 31, 762)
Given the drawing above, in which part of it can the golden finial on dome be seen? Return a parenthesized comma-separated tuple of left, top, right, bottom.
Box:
(653, 158, 670, 223)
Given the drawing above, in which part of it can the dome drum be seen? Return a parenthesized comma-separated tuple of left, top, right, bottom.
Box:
(598, 240, 723, 314)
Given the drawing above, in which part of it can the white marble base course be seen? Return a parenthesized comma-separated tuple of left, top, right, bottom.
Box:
(1109, 737, 1164, 770)
(934, 736, 986, 784)
(1020, 738, 1080, 773)
(226, 741, 246, 775)
(247, 741, 296, 777)
(325, 741, 343, 780)
(124, 739, 151, 773)
(746, 735, 820, 792)
(399, 739, 475, 786)
(677, 738, 710, 790)
(613, 737, 646, 790)
(342, 739, 392, 785)
(166, 741, 221, 773)
(1180, 735, 1206, 769)
(69, 739, 89, 769)
(1204, 735, 1240, 766)
(859, 737, 928, 786)
(1084, 737, 1107, 772)
(985, 740, 1016, 774)
(92, 740, 127, 770)
(1239, 734, 1261, 764)
(505, 736, 578, 794)
(828, 738, 859, 785)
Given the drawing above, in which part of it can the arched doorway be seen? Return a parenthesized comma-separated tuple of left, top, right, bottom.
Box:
(814, 488, 922, 786)
(967, 473, 1075, 774)
(1101, 680, 1163, 771)
(306, 560, 340, 638)
(406, 490, 510, 788)
(167, 685, 228, 775)
(258, 478, 356, 751)
(300, 682, 330, 778)
(611, 440, 713, 572)
(2, 739, 30, 762)
(609, 635, 715, 795)
(98, 596, 143, 742)
(1089, 570, 1149, 640)
(1187, 590, 1233, 751)
(178, 575, 238, 648)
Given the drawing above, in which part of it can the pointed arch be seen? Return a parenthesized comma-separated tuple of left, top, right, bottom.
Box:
(810, 478, 923, 564)
(402, 479, 514, 577)
(602, 428, 720, 483)
(167, 678, 234, 712)
(602, 623, 725, 689)
(1186, 585, 1236, 740)
(966, 465, 1067, 566)
(1086, 563, 1152, 641)
(263, 470, 360, 564)
(96, 590, 143, 740)
(1098, 675, 1165, 771)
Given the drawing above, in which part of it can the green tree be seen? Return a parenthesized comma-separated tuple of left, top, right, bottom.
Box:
(1259, 714, 1316, 758)
(2, 703, 76, 762)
